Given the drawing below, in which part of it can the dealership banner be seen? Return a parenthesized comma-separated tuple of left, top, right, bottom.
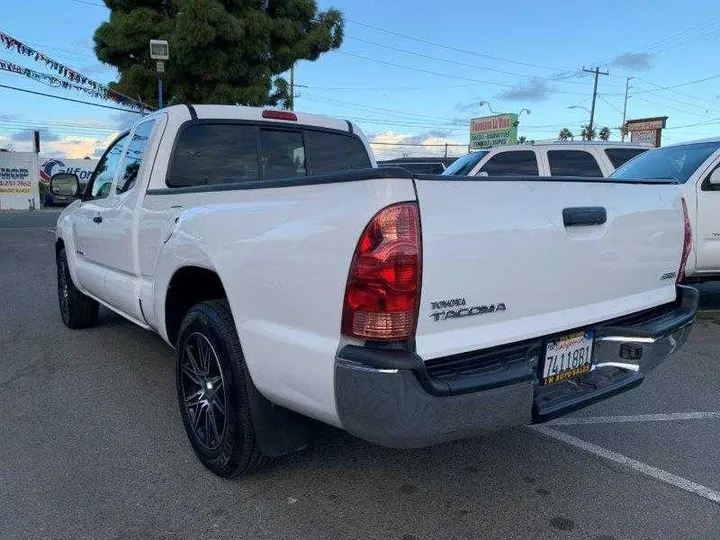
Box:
(39, 157, 98, 186)
(469, 114, 519, 149)
(0, 152, 39, 209)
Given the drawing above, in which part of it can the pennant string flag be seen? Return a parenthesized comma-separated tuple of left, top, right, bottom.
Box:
(0, 58, 117, 101)
(0, 30, 153, 111)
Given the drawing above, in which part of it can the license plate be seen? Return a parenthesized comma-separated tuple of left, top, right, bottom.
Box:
(542, 330, 594, 385)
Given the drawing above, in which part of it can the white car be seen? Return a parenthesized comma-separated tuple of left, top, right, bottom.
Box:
(51, 105, 697, 477)
(611, 137, 720, 282)
(444, 141, 650, 177)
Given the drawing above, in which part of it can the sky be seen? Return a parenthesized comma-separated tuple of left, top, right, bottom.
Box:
(1, 0, 720, 159)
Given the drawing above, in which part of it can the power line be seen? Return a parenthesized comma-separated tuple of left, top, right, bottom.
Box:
(346, 36, 623, 87)
(0, 82, 146, 114)
(302, 93, 461, 123)
(630, 72, 720, 95)
(369, 141, 467, 147)
(598, 95, 623, 115)
(297, 83, 477, 92)
(71, 0, 106, 7)
(631, 96, 706, 117)
(337, 51, 589, 96)
(632, 77, 717, 107)
(348, 19, 572, 72)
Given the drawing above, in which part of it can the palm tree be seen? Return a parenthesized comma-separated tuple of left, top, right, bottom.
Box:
(581, 125, 597, 141)
(599, 126, 611, 141)
(558, 128, 573, 141)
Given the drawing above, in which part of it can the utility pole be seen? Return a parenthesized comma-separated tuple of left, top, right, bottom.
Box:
(621, 76, 634, 142)
(289, 63, 295, 111)
(582, 66, 609, 134)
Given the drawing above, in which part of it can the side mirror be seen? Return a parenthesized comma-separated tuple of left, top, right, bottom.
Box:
(709, 168, 720, 185)
(50, 173, 80, 197)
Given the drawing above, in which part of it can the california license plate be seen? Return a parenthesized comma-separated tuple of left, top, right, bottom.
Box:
(542, 330, 594, 385)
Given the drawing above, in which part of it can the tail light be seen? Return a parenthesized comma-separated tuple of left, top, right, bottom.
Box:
(678, 197, 692, 283)
(342, 202, 421, 341)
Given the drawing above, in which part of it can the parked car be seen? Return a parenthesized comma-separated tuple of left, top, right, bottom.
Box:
(378, 156, 456, 174)
(52, 104, 697, 478)
(611, 137, 720, 282)
(444, 142, 650, 177)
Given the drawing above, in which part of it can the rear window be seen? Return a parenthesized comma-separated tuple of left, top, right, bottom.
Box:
(548, 150, 603, 177)
(604, 148, 648, 169)
(478, 151, 538, 176)
(442, 151, 488, 175)
(168, 124, 259, 187)
(305, 131, 371, 175)
(611, 142, 720, 183)
(167, 123, 370, 188)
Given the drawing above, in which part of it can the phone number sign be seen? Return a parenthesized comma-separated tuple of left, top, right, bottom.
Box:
(0, 167, 31, 194)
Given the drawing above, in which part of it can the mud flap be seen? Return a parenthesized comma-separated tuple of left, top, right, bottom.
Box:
(243, 366, 310, 458)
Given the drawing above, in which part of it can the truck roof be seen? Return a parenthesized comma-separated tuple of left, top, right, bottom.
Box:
(488, 141, 651, 150)
(158, 104, 353, 133)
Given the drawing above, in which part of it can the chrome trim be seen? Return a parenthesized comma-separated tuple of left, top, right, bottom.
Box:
(595, 336, 657, 344)
(592, 361, 640, 372)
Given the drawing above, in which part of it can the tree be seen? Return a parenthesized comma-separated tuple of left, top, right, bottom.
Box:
(94, 0, 344, 108)
(558, 128, 573, 141)
(599, 126, 611, 141)
(581, 125, 597, 141)
(517, 136, 527, 144)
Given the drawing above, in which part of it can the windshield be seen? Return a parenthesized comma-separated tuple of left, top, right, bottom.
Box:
(610, 141, 720, 183)
(442, 151, 488, 175)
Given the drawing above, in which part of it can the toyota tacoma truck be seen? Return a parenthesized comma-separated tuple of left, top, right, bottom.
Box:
(610, 137, 720, 283)
(51, 104, 698, 478)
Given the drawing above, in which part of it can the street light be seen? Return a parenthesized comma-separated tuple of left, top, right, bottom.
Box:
(518, 108, 531, 117)
(478, 100, 498, 114)
(149, 39, 169, 109)
(568, 105, 591, 114)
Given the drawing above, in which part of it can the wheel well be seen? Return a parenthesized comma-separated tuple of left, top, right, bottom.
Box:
(165, 267, 227, 346)
(55, 238, 65, 257)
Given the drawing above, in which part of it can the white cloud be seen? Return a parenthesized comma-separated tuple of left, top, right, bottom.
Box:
(368, 131, 467, 160)
(43, 133, 119, 158)
(5, 132, 119, 158)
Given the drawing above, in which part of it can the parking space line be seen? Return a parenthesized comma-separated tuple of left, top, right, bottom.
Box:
(0, 227, 55, 232)
(548, 411, 720, 426)
(530, 425, 720, 505)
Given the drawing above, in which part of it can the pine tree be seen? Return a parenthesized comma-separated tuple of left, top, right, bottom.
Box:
(94, 0, 344, 107)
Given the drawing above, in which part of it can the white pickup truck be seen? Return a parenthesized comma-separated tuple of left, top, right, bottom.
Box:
(51, 105, 698, 478)
(610, 137, 720, 282)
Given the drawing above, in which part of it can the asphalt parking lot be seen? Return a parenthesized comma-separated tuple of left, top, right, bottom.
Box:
(2, 209, 720, 540)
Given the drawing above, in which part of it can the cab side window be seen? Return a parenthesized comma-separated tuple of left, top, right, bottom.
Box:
(89, 134, 128, 199)
(548, 150, 603, 177)
(478, 151, 539, 176)
(116, 120, 156, 194)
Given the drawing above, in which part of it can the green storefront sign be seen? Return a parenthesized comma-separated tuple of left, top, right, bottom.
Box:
(469, 113, 518, 149)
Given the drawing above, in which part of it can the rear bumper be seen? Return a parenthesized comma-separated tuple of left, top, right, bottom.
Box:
(335, 285, 698, 448)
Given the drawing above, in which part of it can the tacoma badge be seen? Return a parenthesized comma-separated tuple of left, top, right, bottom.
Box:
(430, 301, 506, 322)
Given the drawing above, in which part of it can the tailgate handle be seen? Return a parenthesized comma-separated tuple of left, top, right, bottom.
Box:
(562, 207, 607, 227)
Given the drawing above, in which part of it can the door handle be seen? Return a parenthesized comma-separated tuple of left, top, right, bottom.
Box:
(563, 207, 607, 227)
(92, 216, 103, 224)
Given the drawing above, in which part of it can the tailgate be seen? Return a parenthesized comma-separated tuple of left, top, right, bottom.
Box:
(414, 178, 684, 360)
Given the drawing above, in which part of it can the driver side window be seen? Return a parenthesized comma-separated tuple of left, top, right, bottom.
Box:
(89, 134, 128, 199)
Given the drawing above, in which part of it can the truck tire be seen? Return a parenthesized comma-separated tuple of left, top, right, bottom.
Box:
(57, 247, 99, 329)
(175, 299, 270, 477)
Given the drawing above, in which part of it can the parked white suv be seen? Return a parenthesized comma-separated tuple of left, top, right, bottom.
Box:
(444, 142, 650, 177)
(611, 138, 720, 282)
